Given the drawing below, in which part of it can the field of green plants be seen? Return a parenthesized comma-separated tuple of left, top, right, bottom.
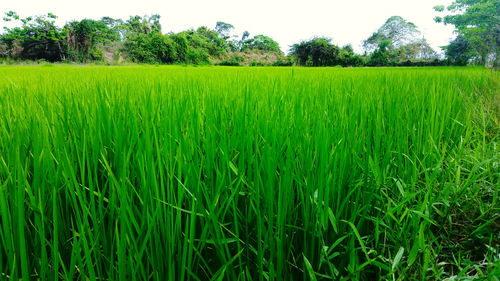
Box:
(0, 65, 498, 280)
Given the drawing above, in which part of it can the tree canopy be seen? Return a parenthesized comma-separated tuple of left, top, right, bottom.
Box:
(65, 19, 120, 61)
(434, 0, 499, 66)
(241, 35, 281, 53)
(363, 16, 439, 64)
(0, 11, 475, 67)
(290, 38, 342, 66)
(214, 21, 234, 39)
(1, 11, 66, 61)
(363, 16, 422, 52)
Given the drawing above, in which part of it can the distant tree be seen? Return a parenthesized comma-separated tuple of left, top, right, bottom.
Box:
(124, 15, 161, 34)
(434, 0, 499, 66)
(363, 16, 421, 53)
(100, 17, 123, 28)
(123, 31, 177, 63)
(195, 26, 229, 56)
(290, 37, 341, 66)
(121, 15, 183, 64)
(0, 39, 8, 58)
(169, 33, 188, 62)
(241, 35, 281, 53)
(175, 28, 230, 63)
(215, 21, 234, 39)
(363, 16, 439, 64)
(241, 31, 250, 42)
(368, 40, 393, 66)
(65, 19, 120, 61)
(339, 45, 364, 67)
(100, 17, 126, 38)
(394, 38, 438, 61)
(342, 44, 354, 55)
(442, 35, 473, 65)
(1, 11, 67, 61)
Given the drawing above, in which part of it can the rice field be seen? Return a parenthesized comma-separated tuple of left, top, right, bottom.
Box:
(0, 65, 498, 280)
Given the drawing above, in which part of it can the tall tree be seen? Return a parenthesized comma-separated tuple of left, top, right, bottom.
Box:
(65, 19, 120, 61)
(394, 38, 438, 61)
(434, 0, 499, 66)
(290, 37, 341, 66)
(443, 35, 473, 65)
(241, 31, 250, 42)
(363, 16, 421, 52)
(124, 15, 161, 35)
(195, 26, 229, 56)
(241, 35, 281, 53)
(2, 11, 67, 61)
(214, 21, 234, 39)
(368, 40, 392, 66)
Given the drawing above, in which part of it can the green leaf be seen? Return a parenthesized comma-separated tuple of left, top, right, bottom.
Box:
(303, 255, 317, 281)
(407, 242, 419, 266)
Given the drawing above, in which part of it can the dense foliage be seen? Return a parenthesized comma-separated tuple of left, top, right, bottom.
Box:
(0, 8, 497, 67)
(362, 16, 440, 65)
(290, 38, 364, 67)
(434, 0, 499, 66)
(0, 13, 283, 65)
(65, 18, 121, 62)
(290, 38, 341, 66)
(241, 35, 282, 53)
(1, 12, 66, 61)
(0, 66, 498, 280)
(363, 16, 422, 52)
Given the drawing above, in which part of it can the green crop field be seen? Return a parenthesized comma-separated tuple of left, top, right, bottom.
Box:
(0, 65, 498, 280)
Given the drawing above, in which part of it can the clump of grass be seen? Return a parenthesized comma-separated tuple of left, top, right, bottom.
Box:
(0, 66, 498, 280)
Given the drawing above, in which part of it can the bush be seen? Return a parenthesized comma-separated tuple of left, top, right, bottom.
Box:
(217, 53, 244, 66)
(249, 61, 264, 66)
(290, 38, 341, 66)
(272, 58, 293, 66)
(186, 48, 210, 65)
(217, 60, 241, 66)
(124, 31, 177, 64)
(241, 35, 281, 53)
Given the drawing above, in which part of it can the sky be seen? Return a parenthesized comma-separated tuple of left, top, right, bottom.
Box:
(0, 0, 456, 54)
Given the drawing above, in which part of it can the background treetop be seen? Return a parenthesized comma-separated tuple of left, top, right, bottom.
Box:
(434, 0, 499, 66)
(363, 16, 422, 52)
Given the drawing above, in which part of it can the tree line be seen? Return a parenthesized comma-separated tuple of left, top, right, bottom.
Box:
(0, 12, 281, 65)
(0, 0, 497, 67)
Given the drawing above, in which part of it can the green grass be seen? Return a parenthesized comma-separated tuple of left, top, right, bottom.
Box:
(0, 65, 498, 280)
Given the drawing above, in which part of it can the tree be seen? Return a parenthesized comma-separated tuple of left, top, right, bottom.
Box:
(122, 14, 203, 64)
(442, 35, 473, 65)
(342, 44, 354, 55)
(195, 26, 229, 56)
(339, 45, 364, 67)
(65, 19, 120, 61)
(368, 40, 393, 66)
(394, 38, 438, 61)
(215, 21, 234, 39)
(241, 35, 281, 53)
(363, 16, 421, 53)
(123, 31, 177, 64)
(241, 31, 250, 42)
(100, 17, 126, 38)
(0, 39, 8, 58)
(124, 15, 161, 35)
(2, 11, 67, 61)
(363, 16, 439, 64)
(290, 38, 341, 66)
(176, 28, 228, 63)
(434, 0, 499, 66)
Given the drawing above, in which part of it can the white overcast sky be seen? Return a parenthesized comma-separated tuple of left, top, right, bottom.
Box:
(0, 0, 456, 54)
